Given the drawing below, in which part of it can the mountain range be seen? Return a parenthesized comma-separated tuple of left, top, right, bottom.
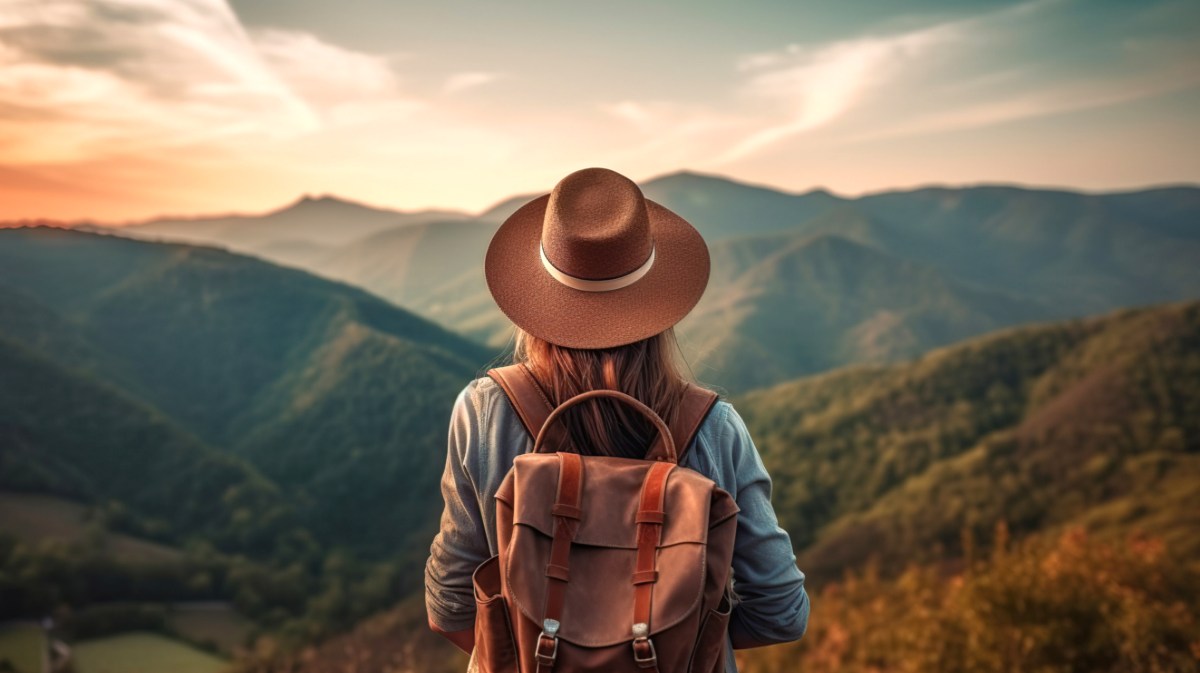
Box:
(0, 227, 491, 558)
(238, 297, 1200, 673)
(1, 192, 1196, 671)
(738, 298, 1200, 582)
(95, 172, 1200, 392)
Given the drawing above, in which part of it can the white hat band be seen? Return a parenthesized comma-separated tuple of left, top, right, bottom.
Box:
(539, 242, 655, 292)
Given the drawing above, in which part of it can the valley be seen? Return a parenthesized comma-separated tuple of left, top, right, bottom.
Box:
(1, 177, 1197, 672)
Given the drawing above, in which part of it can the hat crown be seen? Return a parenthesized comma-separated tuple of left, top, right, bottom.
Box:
(541, 167, 653, 281)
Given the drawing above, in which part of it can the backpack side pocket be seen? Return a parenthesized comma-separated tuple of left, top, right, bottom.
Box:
(472, 555, 519, 673)
(688, 588, 733, 673)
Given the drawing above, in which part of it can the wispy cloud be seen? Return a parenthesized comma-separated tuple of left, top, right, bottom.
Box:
(844, 60, 1200, 143)
(713, 20, 963, 164)
(0, 0, 428, 163)
(707, 0, 1200, 164)
(0, 0, 472, 216)
(251, 29, 401, 107)
(596, 100, 743, 167)
(1, 0, 1196, 219)
(442, 71, 502, 94)
(602, 100, 656, 129)
(600, 100, 733, 135)
(838, 5, 1200, 143)
(1, 5, 249, 164)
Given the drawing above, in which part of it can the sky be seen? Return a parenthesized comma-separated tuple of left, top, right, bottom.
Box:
(1, 0, 1198, 221)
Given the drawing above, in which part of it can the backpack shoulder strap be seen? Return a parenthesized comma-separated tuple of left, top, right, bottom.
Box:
(667, 384, 719, 463)
(488, 364, 719, 461)
(486, 363, 555, 439)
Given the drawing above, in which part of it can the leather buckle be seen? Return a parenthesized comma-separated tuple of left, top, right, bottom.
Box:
(631, 623, 657, 669)
(536, 619, 560, 665)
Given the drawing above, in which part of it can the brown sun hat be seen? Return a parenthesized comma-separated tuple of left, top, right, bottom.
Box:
(485, 167, 710, 349)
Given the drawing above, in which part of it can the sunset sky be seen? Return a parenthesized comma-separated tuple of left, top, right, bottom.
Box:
(2, 0, 1198, 221)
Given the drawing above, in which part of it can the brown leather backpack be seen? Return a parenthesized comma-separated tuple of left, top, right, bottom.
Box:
(470, 364, 739, 673)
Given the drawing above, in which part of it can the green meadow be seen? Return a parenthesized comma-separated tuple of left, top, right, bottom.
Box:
(0, 623, 44, 673)
(72, 632, 227, 673)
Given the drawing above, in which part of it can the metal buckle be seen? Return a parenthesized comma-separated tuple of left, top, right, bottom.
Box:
(536, 619, 560, 665)
(631, 623, 657, 668)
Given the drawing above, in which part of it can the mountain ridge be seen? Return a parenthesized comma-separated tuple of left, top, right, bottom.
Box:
(9, 176, 1199, 393)
(736, 298, 1200, 581)
(0, 227, 493, 557)
(8, 175, 1192, 231)
(682, 231, 1054, 389)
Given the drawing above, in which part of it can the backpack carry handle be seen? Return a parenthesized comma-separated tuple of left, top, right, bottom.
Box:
(532, 389, 678, 463)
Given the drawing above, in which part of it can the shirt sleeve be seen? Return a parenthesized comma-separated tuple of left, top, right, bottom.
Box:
(722, 403, 810, 648)
(425, 380, 491, 632)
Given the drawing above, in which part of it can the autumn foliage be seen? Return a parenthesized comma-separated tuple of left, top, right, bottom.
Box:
(738, 525, 1200, 673)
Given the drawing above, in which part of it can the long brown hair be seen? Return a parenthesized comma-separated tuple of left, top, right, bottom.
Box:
(514, 327, 695, 459)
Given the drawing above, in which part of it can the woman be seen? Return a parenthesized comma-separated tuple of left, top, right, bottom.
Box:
(425, 167, 809, 672)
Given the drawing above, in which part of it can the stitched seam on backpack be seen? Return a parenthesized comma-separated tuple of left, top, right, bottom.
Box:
(518, 363, 555, 415)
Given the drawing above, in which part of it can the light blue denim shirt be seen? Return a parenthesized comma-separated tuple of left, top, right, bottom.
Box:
(425, 376, 810, 672)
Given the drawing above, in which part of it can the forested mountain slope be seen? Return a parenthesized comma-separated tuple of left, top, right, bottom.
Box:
(81, 176, 1200, 393)
(737, 299, 1200, 581)
(0, 227, 492, 556)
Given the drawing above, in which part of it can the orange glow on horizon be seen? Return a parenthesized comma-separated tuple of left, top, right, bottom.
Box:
(1, 0, 1197, 222)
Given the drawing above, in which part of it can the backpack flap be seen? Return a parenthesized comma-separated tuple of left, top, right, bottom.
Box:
(495, 452, 737, 648)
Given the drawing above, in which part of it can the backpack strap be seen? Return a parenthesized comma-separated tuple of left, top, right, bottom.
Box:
(630, 460, 675, 671)
(488, 364, 719, 461)
(535, 451, 583, 672)
(487, 364, 555, 439)
(487, 364, 575, 453)
(646, 383, 720, 463)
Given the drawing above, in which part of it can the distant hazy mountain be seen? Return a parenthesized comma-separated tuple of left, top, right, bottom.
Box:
(127, 194, 467, 251)
(478, 170, 843, 240)
(77, 172, 1200, 391)
(737, 299, 1200, 582)
(0, 227, 492, 556)
(851, 186, 1200, 309)
(680, 232, 1054, 391)
(640, 170, 845, 240)
(311, 218, 495, 307)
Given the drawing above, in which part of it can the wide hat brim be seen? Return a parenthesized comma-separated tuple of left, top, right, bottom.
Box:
(485, 193, 710, 349)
